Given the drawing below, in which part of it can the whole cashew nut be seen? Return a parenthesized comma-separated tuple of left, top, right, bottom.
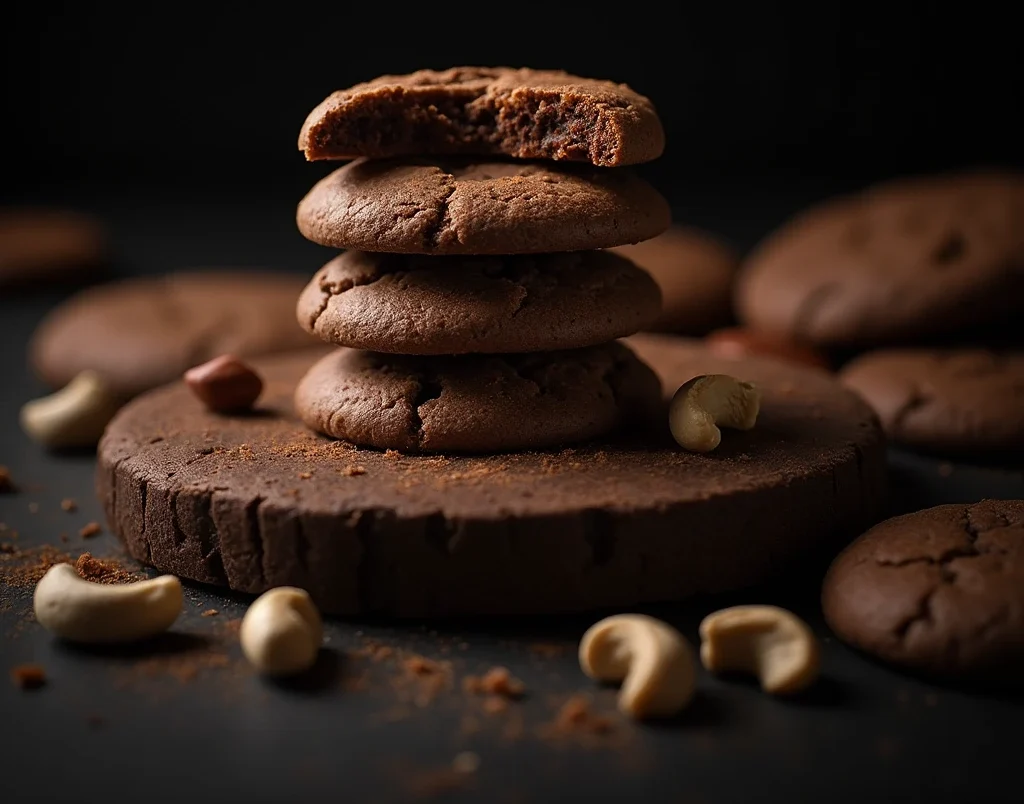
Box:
(20, 370, 124, 449)
(33, 563, 183, 643)
(578, 614, 696, 719)
(240, 587, 323, 676)
(669, 374, 761, 453)
(699, 605, 819, 695)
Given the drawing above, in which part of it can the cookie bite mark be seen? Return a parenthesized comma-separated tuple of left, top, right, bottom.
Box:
(298, 66, 664, 167)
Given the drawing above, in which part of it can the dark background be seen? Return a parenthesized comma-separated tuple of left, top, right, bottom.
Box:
(4, 3, 1023, 205)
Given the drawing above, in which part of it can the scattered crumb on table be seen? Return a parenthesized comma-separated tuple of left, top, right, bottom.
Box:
(201, 609, 219, 617)
(60, 498, 78, 512)
(79, 522, 102, 539)
(10, 663, 46, 690)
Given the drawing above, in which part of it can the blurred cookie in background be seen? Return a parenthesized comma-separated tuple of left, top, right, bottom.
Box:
(30, 271, 318, 397)
(611, 225, 738, 335)
(840, 348, 1024, 462)
(0, 208, 108, 290)
(705, 326, 832, 372)
(735, 170, 1024, 348)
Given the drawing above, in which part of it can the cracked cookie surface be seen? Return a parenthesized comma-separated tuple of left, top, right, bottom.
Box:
(822, 500, 1024, 686)
(30, 271, 318, 396)
(298, 66, 664, 167)
(296, 250, 661, 354)
(293, 343, 662, 452)
(97, 336, 885, 616)
(735, 171, 1024, 347)
(296, 157, 670, 255)
(840, 348, 1024, 459)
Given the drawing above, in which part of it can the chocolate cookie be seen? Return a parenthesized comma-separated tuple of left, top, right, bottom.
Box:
(296, 157, 670, 255)
(294, 343, 661, 453)
(611, 226, 739, 334)
(299, 66, 664, 168)
(31, 271, 317, 397)
(296, 250, 661, 355)
(822, 500, 1024, 687)
(0, 208, 106, 288)
(735, 171, 1024, 347)
(839, 348, 1024, 460)
(98, 335, 886, 616)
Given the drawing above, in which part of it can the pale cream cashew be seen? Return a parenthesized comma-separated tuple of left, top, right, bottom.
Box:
(240, 587, 323, 676)
(33, 563, 183, 643)
(578, 614, 696, 719)
(699, 605, 820, 695)
(669, 374, 761, 452)
(20, 370, 124, 449)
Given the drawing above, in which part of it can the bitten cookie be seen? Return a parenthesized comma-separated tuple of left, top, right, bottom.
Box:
(0, 208, 107, 288)
(822, 500, 1024, 687)
(840, 348, 1024, 460)
(31, 271, 317, 396)
(293, 343, 661, 453)
(296, 250, 661, 355)
(735, 171, 1024, 347)
(611, 226, 739, 334)
(299, 66, 664, 167)
(296, 157, 671, 255)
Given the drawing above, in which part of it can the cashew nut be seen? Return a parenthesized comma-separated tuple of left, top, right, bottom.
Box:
(240, 587, 322, 676)
(669, 374, 761, 452)
(20, 370, 124, 449)
(699, 605, 819, 695)
(578, 614, 696, 719)
(33, 563, 183, 643)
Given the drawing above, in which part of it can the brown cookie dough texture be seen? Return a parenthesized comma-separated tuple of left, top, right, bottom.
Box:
(296, 157, 671, 255)
(31, 271, 317, 397)
(299, 66, 665, 168)
(822, 500, 1024, 687)
(611, 226, 739, 334)
(840, 349, 1024, 459)
(736, 171, 1024, 347)
(0, 208, 107, 288)
(98, 336, 886, 617)
(294, 343, 660, 453)
(296, 250, 661, 355)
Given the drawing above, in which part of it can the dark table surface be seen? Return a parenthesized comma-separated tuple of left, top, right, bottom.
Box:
(2, 184, 1023, 804)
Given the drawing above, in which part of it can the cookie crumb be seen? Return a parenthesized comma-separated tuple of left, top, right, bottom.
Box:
(201, 609, 219, 617)
(10, 663, 46, 690)
(0, 466, 14, 493)
(60, 498, 78, 512)
(552, 695, 613, 734)
(75, 553, 141, 584)
(404, 656, 443, 676)
(451, 751, 480, 775)
(298, 471, 312, 480)
(342, 465, 367, 477)
(28, 502, 39, 514)
(79, 521, 102, 539)
(463, 666, 525, 699)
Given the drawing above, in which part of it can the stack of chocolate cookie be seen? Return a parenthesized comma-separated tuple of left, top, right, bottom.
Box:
(291, 67, 672, 453)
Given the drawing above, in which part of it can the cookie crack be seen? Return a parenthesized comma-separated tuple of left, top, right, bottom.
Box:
(423, 179, 458, 248)
(411, 373, 445, 446)
(310, 270, 391, 330)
